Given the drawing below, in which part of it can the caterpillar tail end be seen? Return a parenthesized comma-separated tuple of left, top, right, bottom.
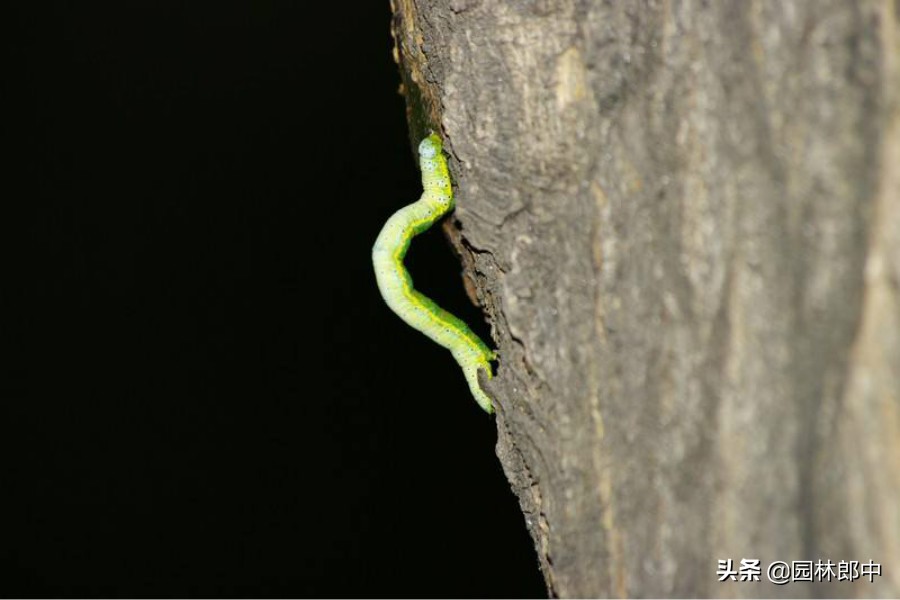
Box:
(463, 362, 495, 414)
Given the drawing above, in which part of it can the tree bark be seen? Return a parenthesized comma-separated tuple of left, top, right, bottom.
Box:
(390, 1, 900, 597)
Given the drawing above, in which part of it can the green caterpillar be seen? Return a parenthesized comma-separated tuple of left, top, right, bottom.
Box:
(372, 133, 495, 413)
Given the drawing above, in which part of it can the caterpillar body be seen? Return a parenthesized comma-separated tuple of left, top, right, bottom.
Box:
(372, 133, 495, 413)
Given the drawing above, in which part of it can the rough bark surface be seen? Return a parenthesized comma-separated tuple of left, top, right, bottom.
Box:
(391, 1, 900, 597)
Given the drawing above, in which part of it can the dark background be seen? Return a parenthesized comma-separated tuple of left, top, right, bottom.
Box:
(4, 3, 545, 597)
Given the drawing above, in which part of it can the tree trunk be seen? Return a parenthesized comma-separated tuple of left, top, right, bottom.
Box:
(390, 1, 900, 597)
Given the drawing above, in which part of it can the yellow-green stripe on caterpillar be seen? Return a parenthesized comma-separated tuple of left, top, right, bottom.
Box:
(372, 133, 495, 413)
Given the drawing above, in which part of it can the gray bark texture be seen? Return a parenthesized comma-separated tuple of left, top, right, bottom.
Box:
(390, 0, 900, 597)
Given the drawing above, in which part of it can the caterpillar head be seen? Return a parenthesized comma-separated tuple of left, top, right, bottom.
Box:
(418, 133, 442, 159)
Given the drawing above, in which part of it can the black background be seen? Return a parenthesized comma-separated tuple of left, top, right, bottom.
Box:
(4, 3, 546, 598)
